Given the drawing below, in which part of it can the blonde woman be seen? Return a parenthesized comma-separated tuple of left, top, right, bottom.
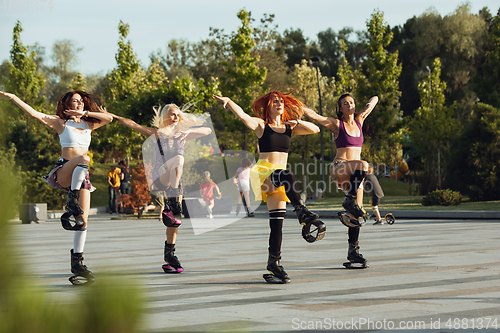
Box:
(110, 104, 211, 273)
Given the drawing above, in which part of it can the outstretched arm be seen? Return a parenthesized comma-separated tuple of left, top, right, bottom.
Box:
(184, 127, 212, 141)
(0, 91, 62, 132)
(285, 119, 320, 135)
(84, 106, 113, 130)
(111, 113, 156, 137)
(303, 106, 339, 132)
(357, 96, 379, 123)
(213, 95, 261, 131)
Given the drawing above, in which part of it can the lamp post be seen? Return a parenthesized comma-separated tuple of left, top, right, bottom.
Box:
(310, 56, 324, 191)
(426, 65, 441, 189)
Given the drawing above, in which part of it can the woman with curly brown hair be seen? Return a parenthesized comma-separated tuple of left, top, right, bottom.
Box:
(214, 91, 321, 284)
(0, 89, 112, 284)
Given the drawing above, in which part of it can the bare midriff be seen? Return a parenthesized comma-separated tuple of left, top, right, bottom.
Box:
(61, 147, 88, 161)
(259, 151, 288, 166)
(334, 147, 362, 161)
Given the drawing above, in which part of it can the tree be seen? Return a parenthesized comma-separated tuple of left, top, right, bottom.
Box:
(474, 7, 500, 108)
(440, 4, 489, 117)
(120, 164, 151, 216)
(276, 28, 310, 69)
(5, 21, 45, 116)
(218, 9, 267, 151)
(288, 59, 335, 192)
(446, 103, 500, 200)
(356, 10, 403, 161)
(410, 58, 460, 193)
(43, 39, 83, 105)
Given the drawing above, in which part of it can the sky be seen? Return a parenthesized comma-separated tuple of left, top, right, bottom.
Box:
(1, 0, 498, 76)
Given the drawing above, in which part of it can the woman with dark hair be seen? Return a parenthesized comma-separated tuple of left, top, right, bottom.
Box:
(0, 89, 112, 284)
(233, 157, 254, 217)
(304, 93, 378, 268)
(213, 91, 321, 284)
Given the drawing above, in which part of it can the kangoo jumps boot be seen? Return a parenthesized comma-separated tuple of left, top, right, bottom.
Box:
(65, 189, 84, 216)
(342, 194, 365, 218)
(294, 204, 319, 226)
(162, 242, 183, 273)
(347, 241, 367, 264)
(263, 251, 291, 284)
(69, 249, 94, 285)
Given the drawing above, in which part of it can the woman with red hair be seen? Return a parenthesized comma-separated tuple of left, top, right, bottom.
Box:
(214, 91, 320, 284)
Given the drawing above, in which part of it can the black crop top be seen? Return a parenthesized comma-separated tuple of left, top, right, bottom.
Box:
(258, 124, 292, 153)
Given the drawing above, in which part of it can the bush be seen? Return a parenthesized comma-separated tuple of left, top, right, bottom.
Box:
(422, 189, 462, 206)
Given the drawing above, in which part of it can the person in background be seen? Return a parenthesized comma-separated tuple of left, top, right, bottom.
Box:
(118, 160, 131, 195)
(200, 171, 222, 219)
(233, 158, 254, 217)
(107, 165, 122, 214)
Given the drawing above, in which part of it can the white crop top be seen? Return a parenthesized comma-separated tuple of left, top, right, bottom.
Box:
(59, 120, 91, 148)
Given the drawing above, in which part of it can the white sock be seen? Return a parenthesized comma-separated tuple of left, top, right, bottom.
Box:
(71, 164, 88, 191)
(73, 229, 87, 253)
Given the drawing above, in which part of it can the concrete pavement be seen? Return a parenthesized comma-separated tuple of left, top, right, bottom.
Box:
(11, 208, 500, 332)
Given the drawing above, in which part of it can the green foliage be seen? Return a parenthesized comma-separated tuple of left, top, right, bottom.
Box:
(218, 9, 267, 151)
(410, 58, 461, 193)
(446, 103, 500, 201)
(6, 21, 45, 109)
(0, 147, 144, 333)
(474, 8, 500, 108)
(422, 189, 462, 206)
(355, 10, 403, 158)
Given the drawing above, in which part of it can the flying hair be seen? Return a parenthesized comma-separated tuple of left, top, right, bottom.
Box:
(251, 90, 303, 123)
(151, 102, 208, 135)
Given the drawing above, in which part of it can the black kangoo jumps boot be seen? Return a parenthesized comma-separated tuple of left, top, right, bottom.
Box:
(294, 204, 319, 226)
(263, 252, 291, 284)
(162, 242, 183, 273)
(342, 194, 364, 218)
(347, 242, 367, 264)
(69, 249, 94, 285)
(65, 189, 84, 216)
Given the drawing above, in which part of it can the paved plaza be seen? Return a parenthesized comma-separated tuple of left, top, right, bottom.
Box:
(11, 209, 500, 332)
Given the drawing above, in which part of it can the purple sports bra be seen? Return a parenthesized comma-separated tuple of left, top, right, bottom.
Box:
(335, 120, 364, 148)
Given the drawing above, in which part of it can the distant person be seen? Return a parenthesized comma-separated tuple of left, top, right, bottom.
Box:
(118, 160, 131, 195)
(304, 93, 378, 267)
(200, 171, 222, 219)
(363, 173, 386, 225)
(107, 165, 122, 214)
(0, 89, 112, 284)
(233, 158, 254, 217)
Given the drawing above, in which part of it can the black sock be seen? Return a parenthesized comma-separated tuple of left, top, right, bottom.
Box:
(268, 209, 286, 254)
